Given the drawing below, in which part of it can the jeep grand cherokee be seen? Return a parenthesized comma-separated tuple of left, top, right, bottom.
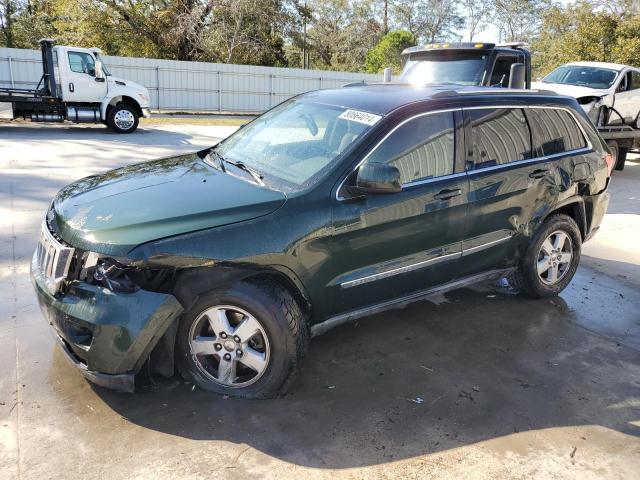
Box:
(32, 85, 612, 398)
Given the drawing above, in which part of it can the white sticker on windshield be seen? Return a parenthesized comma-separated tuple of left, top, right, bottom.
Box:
(339, 109, 382, 126)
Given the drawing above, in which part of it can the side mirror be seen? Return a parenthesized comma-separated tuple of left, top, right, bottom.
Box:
(356, 163, 402, 194)
(95, 60, 104, 79)
(508, 63, 526, 89)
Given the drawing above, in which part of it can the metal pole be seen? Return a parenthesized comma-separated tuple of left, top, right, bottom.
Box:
(218, 71, 223, 112)
(155, 66, 161, 112)
(269, 74, 274, 107)
(8, 57, 14, 88)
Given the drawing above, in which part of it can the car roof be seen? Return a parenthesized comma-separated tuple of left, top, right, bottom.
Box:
(299, 84, 570, 116)
(564, 61, 632, 72)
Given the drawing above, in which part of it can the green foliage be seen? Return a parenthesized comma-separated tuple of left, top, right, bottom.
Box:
(365, 30, 416, 74)
(533, 4, 640, 77)
(3, 0, 640, 75)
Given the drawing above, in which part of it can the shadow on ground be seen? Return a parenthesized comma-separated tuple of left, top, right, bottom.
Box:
(69, 280, 640, 469)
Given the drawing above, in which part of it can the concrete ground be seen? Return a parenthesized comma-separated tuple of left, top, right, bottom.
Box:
(0, 121, 639, 480)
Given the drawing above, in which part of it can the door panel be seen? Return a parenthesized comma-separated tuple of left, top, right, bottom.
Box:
(64, 50, 107, 103)
(326, 110, 469, 316)
(328, 175, 468, 315)
(613, 70, 640, 125)
(459, 107, 558, 277)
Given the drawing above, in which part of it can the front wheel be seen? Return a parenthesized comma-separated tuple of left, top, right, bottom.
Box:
(510, 214, 581, 298)
(175, 280, 309, 398)
(107, 104, 139, 133)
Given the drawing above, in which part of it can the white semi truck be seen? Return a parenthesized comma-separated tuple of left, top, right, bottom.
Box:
(0, 39, 151, 133)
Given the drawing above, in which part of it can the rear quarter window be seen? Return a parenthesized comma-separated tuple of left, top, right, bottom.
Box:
(526, 108, 587, 156)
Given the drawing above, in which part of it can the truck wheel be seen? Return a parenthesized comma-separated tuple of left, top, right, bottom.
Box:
(175, 280, 309, 398)
(615, 146, 628, 171)
(510, 214, 581, 298)
(107, 104, 139, 133)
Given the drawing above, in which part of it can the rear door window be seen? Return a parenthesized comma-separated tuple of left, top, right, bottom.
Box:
(526, 109, 587, 156)
(467, 108, 532, 168)
(366, 111, 455, 184)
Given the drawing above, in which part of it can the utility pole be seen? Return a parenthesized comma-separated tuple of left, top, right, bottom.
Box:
(302, 1, 307, 69)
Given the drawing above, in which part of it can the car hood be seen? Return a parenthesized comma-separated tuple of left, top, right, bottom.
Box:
(49, 153, 287, 256)
(533, 82, 610, 99)
(108, 75, 146, 92)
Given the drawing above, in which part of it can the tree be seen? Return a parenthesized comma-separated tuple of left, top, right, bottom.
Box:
(0, 0, 17, 47)
(301, 0, 382, 71)
(393, 0, 462, 43)
(531, 4, 640, 77)
(462, 0, 492, 42)
(365, 29, 416, 73)
(493, 0, 544, 42)
(206, 0, 291, 65)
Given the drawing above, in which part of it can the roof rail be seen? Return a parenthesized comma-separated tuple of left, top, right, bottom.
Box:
(452, 88, 558, 95)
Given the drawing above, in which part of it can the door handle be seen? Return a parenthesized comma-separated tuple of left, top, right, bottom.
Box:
(434, 188, 462, 200)
(68, 82, 74, 92)
(95, 77, 105, 83)
(529, 168, 549, 179)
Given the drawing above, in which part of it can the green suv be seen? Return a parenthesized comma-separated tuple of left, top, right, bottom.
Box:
(31, 85, 612, 398)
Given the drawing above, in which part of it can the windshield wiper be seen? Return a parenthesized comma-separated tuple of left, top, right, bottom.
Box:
(224, 158, 264, 185)
(207, 150, 264, 185)
(207, 150, 226, 173)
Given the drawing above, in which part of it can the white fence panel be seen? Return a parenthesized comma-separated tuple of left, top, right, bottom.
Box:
(0, 47, 382, 113)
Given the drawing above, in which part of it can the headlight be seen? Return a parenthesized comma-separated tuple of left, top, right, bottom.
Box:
(137, 92, 150, 103)
(79, 252, 172, 293)
(92, 257, 140, 293)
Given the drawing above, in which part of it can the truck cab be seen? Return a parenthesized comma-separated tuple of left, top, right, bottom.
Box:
(400, 42, 531, 89)
(54, 44, 151, 131)
(1, 40, 150, 133)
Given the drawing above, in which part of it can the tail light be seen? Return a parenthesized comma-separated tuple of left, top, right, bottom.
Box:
(604, 152, 615, 176)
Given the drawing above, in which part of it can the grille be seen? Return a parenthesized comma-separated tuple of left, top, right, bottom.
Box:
(35, 221, 75, 295)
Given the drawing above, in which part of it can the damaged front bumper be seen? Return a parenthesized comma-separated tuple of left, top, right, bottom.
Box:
(31, 254, 183, 392)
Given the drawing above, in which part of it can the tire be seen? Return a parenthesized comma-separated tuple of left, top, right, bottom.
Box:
(175, 280, 309, 398)
(510, 214, 581, 298)
(615, 146, 628, 171)
(594, 105, 609, 127)
(107, 103, 139, 133)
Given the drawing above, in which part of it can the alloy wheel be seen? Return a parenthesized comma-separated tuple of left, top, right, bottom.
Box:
(188, 305, 270, 388)
(536, 230, 573, 285)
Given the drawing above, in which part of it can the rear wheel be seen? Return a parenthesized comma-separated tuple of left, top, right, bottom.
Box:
(175, 280, 308, 398)
(107, 104, 139, 133)
(510, 214, 581, 298)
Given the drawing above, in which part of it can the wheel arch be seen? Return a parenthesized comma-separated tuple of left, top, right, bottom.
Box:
(101, 95, 143, 120)
(146, 264, 312, 378)
(541, 198, 587, 240)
